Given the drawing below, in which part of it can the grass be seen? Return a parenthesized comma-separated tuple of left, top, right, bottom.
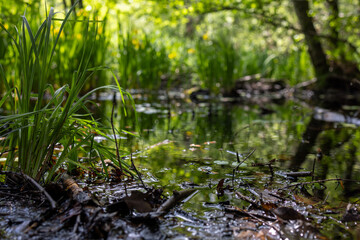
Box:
(117, 26, 170, 90)
(195, 31, 238, 93)
(193, 30, 314, 94)
(52, 9, 112, 93)
(0, 3, 316, 97)
(0, 2, 134, 184)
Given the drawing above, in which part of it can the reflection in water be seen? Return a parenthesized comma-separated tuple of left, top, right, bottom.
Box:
(95, 93, 360, 202)
(290, 115, 325, 170)
(290, 107, 360, 200)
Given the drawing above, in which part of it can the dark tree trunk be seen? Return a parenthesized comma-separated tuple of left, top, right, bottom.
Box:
(289, 116, 324, 170)
(292, 0, 330, 87)
(292, 0, 360, 91)
(326, 0, 339, 48)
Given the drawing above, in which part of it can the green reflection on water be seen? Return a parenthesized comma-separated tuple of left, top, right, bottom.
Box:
(95, 95, 360, 205)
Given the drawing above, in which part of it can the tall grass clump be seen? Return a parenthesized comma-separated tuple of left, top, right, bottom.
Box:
(193, 30, 314, 93)
(117, 26, 170, 90)
(237, 46, 314, 86)
(195, 31, 239, 94)
(270, 48, 314, 85)
(52, 9, 111, 93)
(0, 3, 132, 183)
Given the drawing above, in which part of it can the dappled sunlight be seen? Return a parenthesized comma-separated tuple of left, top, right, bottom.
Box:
(0, 0, 359, 239)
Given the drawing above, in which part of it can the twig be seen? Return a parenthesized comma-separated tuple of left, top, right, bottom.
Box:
(235, 191, 260, 208)
(268, 162, 274, 178)
(156, 189, 197, 215)
(224, 206, 281, 234)
(130, 153, 147, 190)
(285, 171, 312, 178)
(23, 173, 57, 209)
(200, 5, 360, 57)
(0, 171, 57, 209)
(111, 94, 123, 174)
(281, 178, 360, 190)
(232, 149, 256, 187)
(0, 191, 39, 201)
(124, 182, 128, 196)
(72, 214, 81, 233)
(105, 161, 132, 178)
(322, 192, 330, 205)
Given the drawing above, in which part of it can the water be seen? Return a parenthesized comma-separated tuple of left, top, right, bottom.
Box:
(2, 90, 360, 239)
(91, 91, 360, 239)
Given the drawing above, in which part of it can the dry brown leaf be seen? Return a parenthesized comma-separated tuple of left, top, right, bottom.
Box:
(294, 194, 319, 205)
(217, 179, 225, 197)
(261, 202, 278, 211)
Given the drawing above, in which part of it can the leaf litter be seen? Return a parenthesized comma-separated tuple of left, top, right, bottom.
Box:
(1, 141, 360, 239)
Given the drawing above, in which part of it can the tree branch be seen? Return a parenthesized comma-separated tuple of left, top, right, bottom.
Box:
(197, 4, 359, 56)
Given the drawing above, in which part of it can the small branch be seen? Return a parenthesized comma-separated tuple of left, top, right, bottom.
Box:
(232, 149, 256, 187)
(0, 171, 57, 209)
(62, 173, 92, 204)
(0, 191, 39, 200)
(23, 175, 57, 208)
(105, 160, 133, 178)
(312, 157, 316, 181)
(130, 153, 147, 190)
(199, 4, 360, 56)
(224, 206, 280, 233)
(281, 178, 360, 190)
(111, 94, 123, 174)
(285, 171, 313, 178)
(235, 191, 260, 208)
(156, 189, 197, 215)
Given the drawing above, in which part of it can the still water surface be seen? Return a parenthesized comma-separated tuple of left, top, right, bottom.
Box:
(92, 91, 360, 238)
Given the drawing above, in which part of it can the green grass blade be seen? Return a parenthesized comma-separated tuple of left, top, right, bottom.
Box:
(49, 1, 79, 63)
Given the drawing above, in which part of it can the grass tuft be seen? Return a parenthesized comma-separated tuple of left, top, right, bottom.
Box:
(0, 2, 133, 183)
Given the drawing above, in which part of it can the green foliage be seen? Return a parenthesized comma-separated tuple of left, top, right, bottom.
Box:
(0, 3, 132, 183)
(52, 10, 112, 92)
(117, 26, 170, 90)
(1, 0, 358, 95)
(194, 31, 238, 93)
(193, 29, 314, 92)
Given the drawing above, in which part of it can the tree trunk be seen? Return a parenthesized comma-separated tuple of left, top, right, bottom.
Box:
(326, 0, 339, 48)
(292, 0, 330, 88)
(292, 0, 360, 91)
(289, 116, 324, 170)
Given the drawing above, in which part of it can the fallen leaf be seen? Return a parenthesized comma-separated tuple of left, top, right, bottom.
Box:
(124, 191, 153, 213)
(261, 202, 277, 211)
(216, 179, 225, 197)
(294, 194, 319, 205)
(272, 207, 305, 221)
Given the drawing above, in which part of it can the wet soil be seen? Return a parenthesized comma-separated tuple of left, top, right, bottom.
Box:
(1, 158, 360, 239)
